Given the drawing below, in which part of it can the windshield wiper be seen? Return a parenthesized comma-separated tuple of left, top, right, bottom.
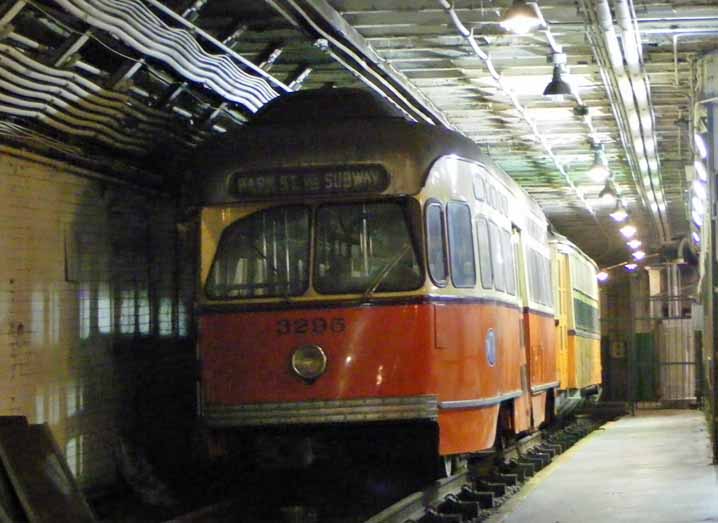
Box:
(361, 243, 412, 302)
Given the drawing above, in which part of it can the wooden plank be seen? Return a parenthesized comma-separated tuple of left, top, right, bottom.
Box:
(0, 423, 95, 523)
(0, 417, 27, 522)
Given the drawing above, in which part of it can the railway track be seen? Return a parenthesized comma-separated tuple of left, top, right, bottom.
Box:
(160, 415, 610, 523)
(364, 416, 603, 523)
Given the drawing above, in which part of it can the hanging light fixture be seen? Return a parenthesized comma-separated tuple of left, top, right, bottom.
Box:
(543, 64, 572, 98)
(620, 224, 637, 239)
(598, 179, 617, 204)
(625, 263, 638, 272)
(692, 180, 707, 201)
(694, 160, 708, 182)
(632, 250, 646, 261)
(499, 0, 543, 34)
(694, 133, 708, 160)
(692, 231, 701, 244)
(597, 271, 609, 282)
(627, 239, 642, 249)
(609, 200, 628, 222)
(587, 145, 610, 183)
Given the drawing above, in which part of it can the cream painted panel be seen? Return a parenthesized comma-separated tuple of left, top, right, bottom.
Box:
(0, 151, 193, 491)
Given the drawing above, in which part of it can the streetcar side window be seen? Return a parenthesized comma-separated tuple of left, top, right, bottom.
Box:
(425, 202, 448, 286)
(477, 217, 493, 289)
(489, 221, 505, 293)
(447, 202, 476, 288)
(473, 175, 486, 201)
(527, 249, 552, 306)
(501, 228, 516, 295)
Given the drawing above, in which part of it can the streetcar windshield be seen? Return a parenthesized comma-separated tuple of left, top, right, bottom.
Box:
(315, 201, 422, 294)
(206, 206, 310, 299)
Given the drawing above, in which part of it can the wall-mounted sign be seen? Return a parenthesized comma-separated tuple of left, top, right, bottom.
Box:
(230, 165, 389, 198)
(610, 341, 626, 359)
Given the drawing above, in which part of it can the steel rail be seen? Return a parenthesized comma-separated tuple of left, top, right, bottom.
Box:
(363, 418, 603, 523)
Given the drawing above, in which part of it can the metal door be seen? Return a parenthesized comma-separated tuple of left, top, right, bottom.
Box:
(630, 295, 697, 408)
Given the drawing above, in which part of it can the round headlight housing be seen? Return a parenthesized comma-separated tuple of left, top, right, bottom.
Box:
(291, 345, 327, 381)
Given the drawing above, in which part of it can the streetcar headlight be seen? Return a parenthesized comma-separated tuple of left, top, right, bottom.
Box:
(291, 345, 327, 381)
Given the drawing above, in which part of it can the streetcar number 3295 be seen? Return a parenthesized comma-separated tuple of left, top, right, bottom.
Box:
(276, 317, 346, 336)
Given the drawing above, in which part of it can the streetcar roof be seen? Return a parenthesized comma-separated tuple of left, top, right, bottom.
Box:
(190, 88, 544, 220)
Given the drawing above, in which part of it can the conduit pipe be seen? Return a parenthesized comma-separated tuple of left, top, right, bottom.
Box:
(0, 44, 202, 148)
(594, 0, 669, 241)
(53, 0, 280, 112)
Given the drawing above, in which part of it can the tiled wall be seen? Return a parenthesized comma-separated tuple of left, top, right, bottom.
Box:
(0, 150, 196, 491)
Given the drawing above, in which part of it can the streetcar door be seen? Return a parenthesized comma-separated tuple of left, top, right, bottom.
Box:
(513, 227, 529, 394)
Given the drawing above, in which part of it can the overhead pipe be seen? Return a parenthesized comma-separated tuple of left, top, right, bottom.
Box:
(54, 0, 282, 112)
(615, 0, 669, 221)
(438, 0, 600, 220)
(265, 0, 451, 127)
(0, 45, 201, 147)
(594, 0, 669, 242)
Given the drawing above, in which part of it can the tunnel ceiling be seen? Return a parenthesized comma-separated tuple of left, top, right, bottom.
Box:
(1, 0, 717, 267)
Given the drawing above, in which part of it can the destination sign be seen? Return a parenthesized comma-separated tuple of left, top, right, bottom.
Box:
(230, 165, 390, 198)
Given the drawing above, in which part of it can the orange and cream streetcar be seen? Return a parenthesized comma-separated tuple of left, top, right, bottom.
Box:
(192, 88, 596, 474)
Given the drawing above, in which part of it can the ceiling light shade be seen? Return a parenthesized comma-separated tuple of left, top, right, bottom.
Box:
(543, 65, 572, 98)
(632, 250, 646, 261)
(627, 239, 642, 249)
(694, 133, 708, 160)
(693, 196, 705, 215)
(620, 224, 637, 239)
(625, 263, 638, 272)
(692, 209, 704, 227)
(609, 200, 628, 222)
(587, 149, 610, 183)
(598, 180, 617, 204)
(499, 0, 543, 34)
(692, 231, 701, 244)
(597, 271, 609, 282)
(694, 160, 708, 181)
(692, 180, 707, 201)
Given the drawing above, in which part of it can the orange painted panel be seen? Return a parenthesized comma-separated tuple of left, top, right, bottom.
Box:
(513, 391, 532, 433)
(524, 311, 558, 389)
(200, 300, 526, 455)
(200, 304, 437, 403)
(439, 406, 499, 454)
(530, 392, 547, 427)
(434, 302, 522, 404)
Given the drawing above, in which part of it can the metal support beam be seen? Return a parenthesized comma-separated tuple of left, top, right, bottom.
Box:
(288, 66, 312, 90)
(51, 29, 92, 67)
(709, 101, 718, 463)
(108, 59, 145, 90)
(258, 47, 283, 71)
(0, 0, 25, 28)
(264, 0, 451, 126)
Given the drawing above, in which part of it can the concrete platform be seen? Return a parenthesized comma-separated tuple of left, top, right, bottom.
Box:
(487, 410, 718, 523)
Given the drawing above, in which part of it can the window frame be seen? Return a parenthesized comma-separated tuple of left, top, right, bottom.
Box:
(312, 199, 425, 295)
(501, 228, 516, 296)
(488, 220, 506, 293)
(477, 216, 493, 290)
(424, 199, 449, 288)
(205, 204, 312, 300)
(446, 201, 477, 289)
